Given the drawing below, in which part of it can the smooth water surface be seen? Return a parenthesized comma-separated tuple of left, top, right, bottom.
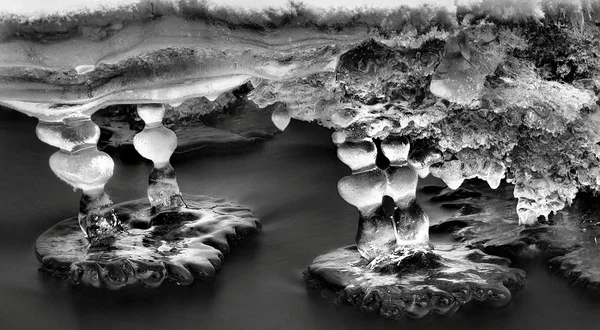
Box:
(0, 109, 599, 329)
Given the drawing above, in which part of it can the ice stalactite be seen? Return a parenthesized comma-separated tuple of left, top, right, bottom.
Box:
(407, 148, 444, 179)
(36, 116, 121, 246)
(335, 132, 429, 262)
(308, 135, 524, 318)
(381, 137, 430, 250)
(336, 137, 389, 261)
(33, 103, 261, 288)
(513, 177, 577, 226)
(133, 104, 185, 212)
(271, 105, 291, 131)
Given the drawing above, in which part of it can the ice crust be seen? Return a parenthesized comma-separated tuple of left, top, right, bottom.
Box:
(1, 0, 600, 225)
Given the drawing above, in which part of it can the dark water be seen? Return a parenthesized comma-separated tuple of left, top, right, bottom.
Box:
(0, 109, 599, 330)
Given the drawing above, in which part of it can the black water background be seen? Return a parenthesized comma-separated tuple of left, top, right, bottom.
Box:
(0, 109, 599, 329)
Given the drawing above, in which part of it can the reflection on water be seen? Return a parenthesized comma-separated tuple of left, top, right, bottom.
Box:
(0, 108, 599, 329)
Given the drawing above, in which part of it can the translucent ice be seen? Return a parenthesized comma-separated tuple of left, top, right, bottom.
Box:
(512, 177, 576, 225)
(330, 108, 359, 128)
(338, 139, 431, 260)
(407, 149, 443, 178)
(35, 116, 121, 245)
(49, 148, 114, 192)
(424, 147, 507, 192)
(2, 0, 600, 244)
(380, 136, 410, 166)
(137, 104, 166, 127)
(36, 119, 100, 152)
(133, 104, 185, 211)
(133, 126, 178, 168)
(385, 165, 429, 246)
(336, 139, 377, 173)
(430, 33, 503, 105)
(338, 169, 386, 216)
(271, 106, 291, 132)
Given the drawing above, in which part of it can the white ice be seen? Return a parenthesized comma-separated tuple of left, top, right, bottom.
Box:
(336, 139, 377, 173)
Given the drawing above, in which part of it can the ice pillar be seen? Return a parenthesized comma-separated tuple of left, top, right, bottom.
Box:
(133, 104, 185, 212)
(381, 137, 429, 248)
(36, 116, 121, 246)
(335, 132, 429, 261)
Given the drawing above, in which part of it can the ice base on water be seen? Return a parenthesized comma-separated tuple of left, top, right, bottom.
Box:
(36, 194, 260, 288)
(304, 245, 525, 319)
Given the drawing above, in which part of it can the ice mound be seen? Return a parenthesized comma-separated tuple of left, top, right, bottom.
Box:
(1, 0, 600, 225)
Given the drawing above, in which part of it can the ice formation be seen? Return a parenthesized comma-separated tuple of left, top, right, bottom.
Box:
(36, 116, 121, 246)
(1, 0, 600, 293)
(133, 104, 186, 210)
(336, 135, 430, 261)
(428, 180, 600, 290)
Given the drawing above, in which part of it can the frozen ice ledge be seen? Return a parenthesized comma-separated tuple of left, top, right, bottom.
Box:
(1, 0, 600, 225)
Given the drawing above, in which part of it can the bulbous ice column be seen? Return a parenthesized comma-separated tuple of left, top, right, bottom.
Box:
(36, 116, 120, 246)
(381, 137, 430, 250)
(336, 138, 389, 260)
(305, 131, 525, 319)
(133, 104, 185, 212)
(35, 104, 260, 288)
(335, 133, 429, 262)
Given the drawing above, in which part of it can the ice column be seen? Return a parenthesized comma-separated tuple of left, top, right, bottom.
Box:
(335, 132, 430, 261)
(381, 137, 429, 248)
(133, 104, 185, 211)
(36, 116, 120, 246)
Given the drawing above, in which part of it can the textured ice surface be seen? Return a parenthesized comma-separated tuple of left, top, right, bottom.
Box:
(428, 179, 600, 291)
(36, 194, 260, 288)
(133, 104, 185, 210)
(336, 136, 431, 261)
(305, 245, 525, 319)
(35, 116, 122, 246)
